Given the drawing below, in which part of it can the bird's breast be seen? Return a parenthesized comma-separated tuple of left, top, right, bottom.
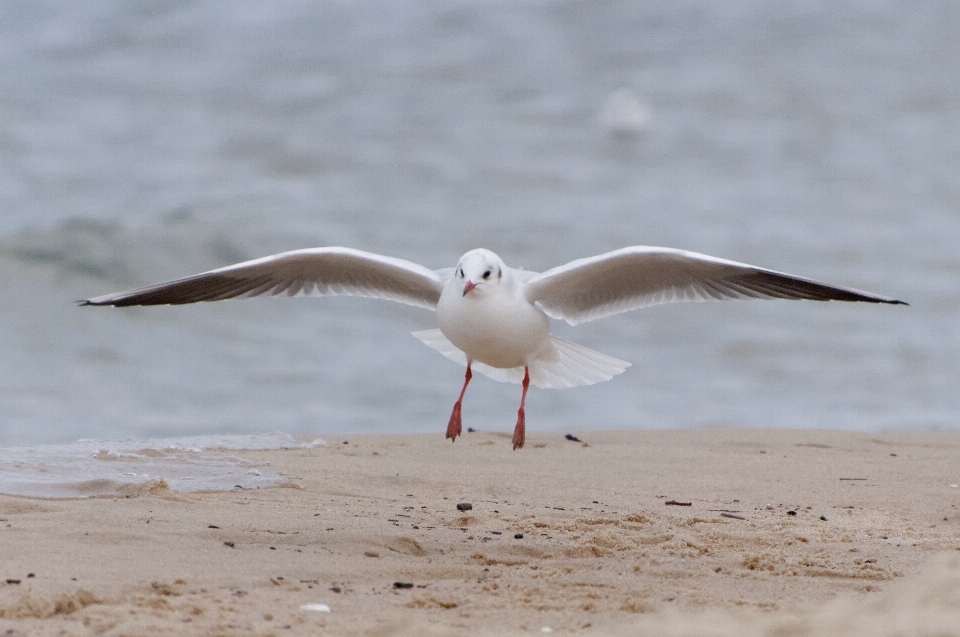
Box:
(436, 287, 550, 369)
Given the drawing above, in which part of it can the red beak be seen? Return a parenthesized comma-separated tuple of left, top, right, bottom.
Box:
(462, 280, 477, 296)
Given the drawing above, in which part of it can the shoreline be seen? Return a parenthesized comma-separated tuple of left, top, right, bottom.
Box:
(2, 428, 959, 635)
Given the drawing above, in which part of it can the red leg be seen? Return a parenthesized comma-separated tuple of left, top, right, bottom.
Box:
(446, 362, 472, 442)
(512, 367, 530, 450)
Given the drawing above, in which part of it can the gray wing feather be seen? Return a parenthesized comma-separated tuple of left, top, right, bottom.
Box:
(524, 246, 906, 325)
(81, 247, 445, 310)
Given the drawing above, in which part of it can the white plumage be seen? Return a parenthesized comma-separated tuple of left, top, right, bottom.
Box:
(83, 246, 906, 449)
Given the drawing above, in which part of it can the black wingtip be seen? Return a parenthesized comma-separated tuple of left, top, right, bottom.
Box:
(888, 299, 909, 306)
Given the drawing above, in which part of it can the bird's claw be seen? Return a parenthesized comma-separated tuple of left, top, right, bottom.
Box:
(446, 402, 463, 442)
(512, 409, 525, 450)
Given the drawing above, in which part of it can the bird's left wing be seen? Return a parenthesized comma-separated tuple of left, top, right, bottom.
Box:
(524, 246, 907, 325)
(81, 247, 446, 310)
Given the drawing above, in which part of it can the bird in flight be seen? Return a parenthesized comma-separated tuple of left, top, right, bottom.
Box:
(83, 246, 906, 449)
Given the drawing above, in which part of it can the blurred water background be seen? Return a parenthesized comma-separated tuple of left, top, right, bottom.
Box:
(1, 0, 958, 482)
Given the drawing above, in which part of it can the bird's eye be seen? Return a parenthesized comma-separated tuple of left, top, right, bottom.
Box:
(459, 268, 464, 278)
(482, 270, 491, 279)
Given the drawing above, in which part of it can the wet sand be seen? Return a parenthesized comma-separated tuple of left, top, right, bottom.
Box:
(1, 428, 959, 636)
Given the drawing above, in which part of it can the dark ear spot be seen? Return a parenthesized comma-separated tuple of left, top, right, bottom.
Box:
(498, 269, 502, 280)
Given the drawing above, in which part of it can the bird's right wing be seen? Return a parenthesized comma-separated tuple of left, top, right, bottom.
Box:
(82, 247, 446, 310)
(525, 246, 906, 325)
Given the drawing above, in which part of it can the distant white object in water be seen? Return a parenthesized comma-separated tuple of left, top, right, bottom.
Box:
(600, 88, 652, 136)
(83, 247, 906, 450)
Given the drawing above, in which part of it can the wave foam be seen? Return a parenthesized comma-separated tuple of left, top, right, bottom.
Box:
(0, 433, 325, 498)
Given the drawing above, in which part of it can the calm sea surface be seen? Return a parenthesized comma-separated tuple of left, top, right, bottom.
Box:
(1, 0, 958, 479)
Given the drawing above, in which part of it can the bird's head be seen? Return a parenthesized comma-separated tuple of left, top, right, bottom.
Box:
(455, 249, 506, 297)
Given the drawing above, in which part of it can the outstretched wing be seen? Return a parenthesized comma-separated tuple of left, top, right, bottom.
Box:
(524, 246, 907, 325)
(81, 247, 445, 310)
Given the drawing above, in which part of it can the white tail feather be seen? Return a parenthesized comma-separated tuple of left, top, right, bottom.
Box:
(411, 329, 630, 389)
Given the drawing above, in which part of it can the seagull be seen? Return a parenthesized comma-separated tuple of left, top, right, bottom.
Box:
(82, 246, 906, 449)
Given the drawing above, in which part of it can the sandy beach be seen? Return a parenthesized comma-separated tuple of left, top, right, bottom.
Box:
(1, 428, 959, 636)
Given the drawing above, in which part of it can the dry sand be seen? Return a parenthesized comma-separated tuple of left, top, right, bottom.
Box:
(1, 428, 959, 636)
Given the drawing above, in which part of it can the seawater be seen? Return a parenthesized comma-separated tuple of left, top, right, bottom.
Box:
(0, 433, 324, 498)
(2, 1, 959, 496)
